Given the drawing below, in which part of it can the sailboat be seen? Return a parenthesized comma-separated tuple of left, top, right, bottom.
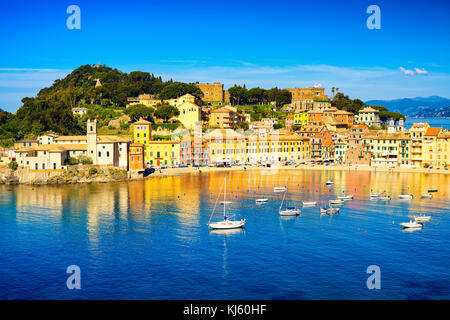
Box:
(279, 187, 300, 216)
(208, 178, 246, 229)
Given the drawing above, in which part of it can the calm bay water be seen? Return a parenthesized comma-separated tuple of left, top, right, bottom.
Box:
(0, 169, 449, 299)
(405, 117, 450, 129)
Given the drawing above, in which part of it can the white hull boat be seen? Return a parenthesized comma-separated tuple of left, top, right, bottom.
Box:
(278, 186, 300, 216)
(414, 215, 431, 222)
(209, 178, 245, 230)
(421, 194, 433, 199)
(220, 201, 233, 205)
(337, 194, 354, 200)
(209, 219, 246, 229)
(279, 209, 301, 216)
(256, 198, 269, 203)
(400, 220, 422, 228)
(302, 201, 317, 207)
(379, 196, 391, 201)
(274, 187, 287, 192)
(399, 194, 413, 200)
(320, 207, 340, 214)
(325, 180, 334, 186)
(370, 193, 380, 198)
(329, 199, 345, 205)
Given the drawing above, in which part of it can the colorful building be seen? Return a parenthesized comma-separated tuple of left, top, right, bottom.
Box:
(176, 101, 201, 131)
(129, 143, 144, 170)
(356, 107, 381, 127)
(195, 82, 224, 102)
(409, 122, 430, 168)
(294, 112, 309, 126)
(422, 127, 443, 167)
(145, 141, 180, 166)
(204, 129, 246, 165)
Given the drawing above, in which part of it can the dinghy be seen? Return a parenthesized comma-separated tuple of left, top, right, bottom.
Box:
(370, 193, 380, 198)
(256, 198, 269, 203)
(329, 199, 345, 205)
(399, 194, 413, 200)
(421, 194, 432, 199)
(325, 180, 334, 186)
(413, 215, 431, 222)
(302, 201, 317, 207)
(273, 186, 287, 192)
(320, 207, 340, 214)
(379, 195, 391, 201)
(337, 194, 354, 200)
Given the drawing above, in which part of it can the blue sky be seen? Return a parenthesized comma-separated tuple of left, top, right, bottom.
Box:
(0, 0, 449, 112)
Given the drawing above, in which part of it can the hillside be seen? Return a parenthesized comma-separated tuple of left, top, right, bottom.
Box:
(410, 106, 450, 118)
(366, 96, 450, 116)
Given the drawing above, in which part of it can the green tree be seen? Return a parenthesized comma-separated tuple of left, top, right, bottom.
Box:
(125, 104, 154, 122)
(154, 104, 180, 122)
(158, 82, 203, 100)
(8, 161, 18, 170)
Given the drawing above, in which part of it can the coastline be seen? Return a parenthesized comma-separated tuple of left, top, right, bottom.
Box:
(1, 163, 448, 186)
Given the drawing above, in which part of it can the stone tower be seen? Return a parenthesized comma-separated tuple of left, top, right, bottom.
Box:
(87, 119, 98, 164)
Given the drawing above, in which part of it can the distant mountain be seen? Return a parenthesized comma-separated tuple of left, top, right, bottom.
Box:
(410, 106, 450, 118)
(365, 96, 450, 117)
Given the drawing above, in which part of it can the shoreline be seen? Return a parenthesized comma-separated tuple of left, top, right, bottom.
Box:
(1, 163, 448, 186)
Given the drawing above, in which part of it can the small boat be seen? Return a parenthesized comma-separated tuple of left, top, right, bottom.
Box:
(379, 196, 391, 201)
(325, 180, 334, 186)
(370, 193, 380, 198)
(279, 187, 300, 216)
(274, 186, 287, 192)
(256, 198, 269, 203)
(209, 178, 245, 230)
(428, 189, 438, 193)
(220, 201, 233, 205)
(320, 207, 340, 214)
(302, 201, 317, 207)
(413, 215, 431, 222)
(400, 220, 422, 229)
(329, 199, 345, 205)
(337, 194, 354, 200)
(399, 194, 413, 200)
(421, 194, 433, 199)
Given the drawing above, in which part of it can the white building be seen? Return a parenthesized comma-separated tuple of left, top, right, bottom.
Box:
(356, 107, 381, 127)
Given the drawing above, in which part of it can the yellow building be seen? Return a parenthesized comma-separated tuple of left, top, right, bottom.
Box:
(422, 127, 443, 167)
(409, 122, 429, 167)
(176, 101, 201, 130)
(437, 130, 450, 167)
(275, 133, 310, 162)
(285, 87, 328, 101)
(195, 82, 224, 102)
(204, 129, 246, 165)
(363, 132, 411, 167)
(127, 93, 197, 108)
(132, 118, 152, 145)
(145, 141, 180, 166)
(294, 112, 309, 126)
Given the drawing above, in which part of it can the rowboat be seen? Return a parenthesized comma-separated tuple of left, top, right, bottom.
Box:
(337, 194, 354, 200)
(325, 180, 334, 186)
(413, 215, 431, 222)
(220, 201, 233, 205)
(256, 198, 269, 203)
(274, 186, 287, 192)
(421, 194, 432, 199)
(302, 201, 317, 207)
(329, 199, 345, 205)
(320, 207, 340, 214)
(399, 194, 413, 200)
(370, 193, 380, 198)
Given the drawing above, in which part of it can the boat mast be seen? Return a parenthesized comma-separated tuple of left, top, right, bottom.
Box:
(224, 177, 226, 220)
(279, 187, 287, 212)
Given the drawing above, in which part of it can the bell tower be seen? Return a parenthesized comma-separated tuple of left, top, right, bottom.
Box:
(87, 119, 97, 164)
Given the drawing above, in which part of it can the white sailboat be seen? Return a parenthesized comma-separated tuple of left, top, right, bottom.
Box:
(208, 178, 245, 229)
(279, 187, 300, 216)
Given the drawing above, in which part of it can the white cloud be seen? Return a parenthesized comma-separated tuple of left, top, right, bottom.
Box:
(399, 66, 429, 76)
(414, 67, 428, 75)
(399, 67, 416, 76)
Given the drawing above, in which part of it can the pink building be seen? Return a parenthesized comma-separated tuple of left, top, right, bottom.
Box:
(180, 135, 209, 166)
(345, 125, 371, 165)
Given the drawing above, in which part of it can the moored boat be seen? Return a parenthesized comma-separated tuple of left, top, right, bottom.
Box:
(399, 194, 413, 200)
(320, 207, 340, 214)
(302, 201, 317, 207)
(421, 193, 433, 199)
(279, 186, 300, 216)
(274, 186, 287, 192)
(337, 194, 354, 200)
(400, 220, 422, 228)
(256, 198, 269, 203)
(325, 180, 334, 186)
(413, 215, 431, 222)
(329, 199, 345, 205)
(379, 195, 391, 201)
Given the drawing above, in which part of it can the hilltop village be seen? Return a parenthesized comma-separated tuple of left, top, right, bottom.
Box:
(0, 67, 449, 182)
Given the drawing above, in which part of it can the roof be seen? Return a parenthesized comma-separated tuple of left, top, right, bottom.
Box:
(424, 127, 442, 136)
(211, 107, 234, 113)
(204, 128, 245, 140)
(286, 114, 295, 118)
(16, 144, 87, 153)
(54, 136, 87, 141)
(97, 136, 132, 143)
(358, 107, 379, 113)
(133, 118, 152, 125)
(177, 101, 200, 109)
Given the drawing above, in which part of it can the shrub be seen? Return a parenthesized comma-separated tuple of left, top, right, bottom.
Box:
(67, 157, 79, 165)
(8, 161, 18, 171)
(88, 167, 98, 175)
(77, 155, 93, 164)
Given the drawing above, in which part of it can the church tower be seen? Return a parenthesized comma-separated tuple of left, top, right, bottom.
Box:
(87, 119, 98, 164)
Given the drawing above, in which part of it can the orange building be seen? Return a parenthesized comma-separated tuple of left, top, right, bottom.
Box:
(195, 82, 224, 102)
(129, 143, 144, 170)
